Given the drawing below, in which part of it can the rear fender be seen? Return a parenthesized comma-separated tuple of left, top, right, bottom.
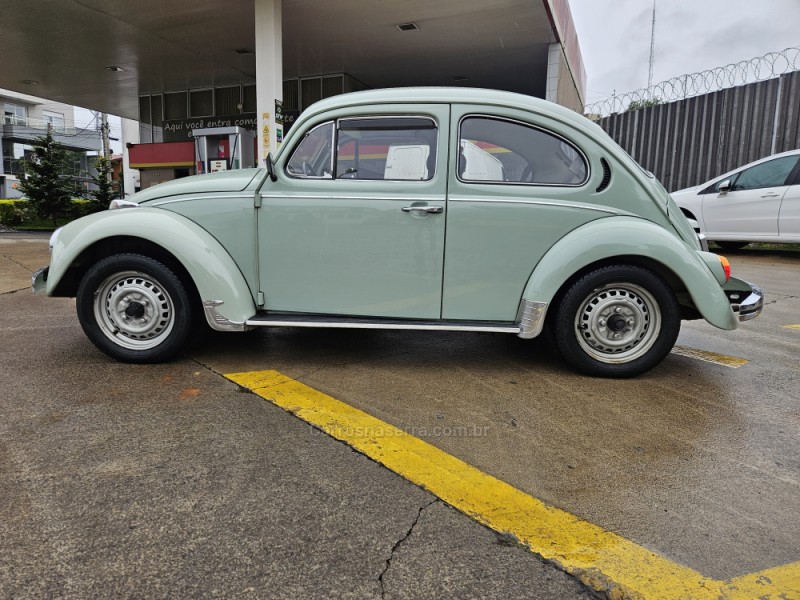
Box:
(521, 217, 737, 332)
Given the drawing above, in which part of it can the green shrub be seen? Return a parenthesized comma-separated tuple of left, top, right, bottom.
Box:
(0, 200, 31, 227)
(0, 198, 95, 229)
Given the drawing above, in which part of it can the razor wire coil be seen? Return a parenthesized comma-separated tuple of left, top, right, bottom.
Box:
(585, 47, 800, 117)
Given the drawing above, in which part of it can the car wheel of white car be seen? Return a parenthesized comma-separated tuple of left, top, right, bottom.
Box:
(76, 254, 195, 362)
(715, 241, 749, 251)
(553, 265, 680, 377)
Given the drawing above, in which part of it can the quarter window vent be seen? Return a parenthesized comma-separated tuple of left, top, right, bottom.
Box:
(596, 157, 611, 192)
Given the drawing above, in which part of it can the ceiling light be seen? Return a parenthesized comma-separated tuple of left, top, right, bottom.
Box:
(396, 22, 419, 31)
(105, 65, 124, 72)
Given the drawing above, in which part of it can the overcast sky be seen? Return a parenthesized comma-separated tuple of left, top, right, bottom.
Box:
(570, 0, 800, 105)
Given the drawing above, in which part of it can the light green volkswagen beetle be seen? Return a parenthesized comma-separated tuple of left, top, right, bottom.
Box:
(33, 88, 762, 377)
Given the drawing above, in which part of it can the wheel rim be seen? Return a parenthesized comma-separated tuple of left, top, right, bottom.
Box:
(574, 282, 662, 364)
(93, 270, 175, 350)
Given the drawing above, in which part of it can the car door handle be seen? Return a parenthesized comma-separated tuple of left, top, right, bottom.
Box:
(761, 192, 781, 198)
(402, 205, 443, 214)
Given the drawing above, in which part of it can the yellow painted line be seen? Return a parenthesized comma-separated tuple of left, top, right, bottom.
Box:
(725, 561, 800, 598)
(226, 369, 800, 598)
(782, 324, 800, 330)
(671, 345, 748, 368)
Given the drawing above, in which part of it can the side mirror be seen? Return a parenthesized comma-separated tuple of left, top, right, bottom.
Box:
(266, 153, 277, 182)
(718, 179, 731, 195)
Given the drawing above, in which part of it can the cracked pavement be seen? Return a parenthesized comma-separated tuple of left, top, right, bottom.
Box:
(2, 234, 798, 596)
(0, 236, 596, 598)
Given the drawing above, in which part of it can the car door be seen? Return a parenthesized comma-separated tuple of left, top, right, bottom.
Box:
(700, 155, 800, 238)
(778, 164, 800, 239)
(442, 106, 600, 322)
(257, 106, 449, 319)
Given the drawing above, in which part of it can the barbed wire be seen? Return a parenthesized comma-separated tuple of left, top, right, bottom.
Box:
(585, 47, 800, 117)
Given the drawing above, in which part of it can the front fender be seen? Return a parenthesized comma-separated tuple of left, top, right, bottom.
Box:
(521, 216, 737, 331)
(47, 208, 256, 326)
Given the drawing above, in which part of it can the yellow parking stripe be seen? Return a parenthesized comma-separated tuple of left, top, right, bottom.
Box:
(782, 324, 800, 330)
(726, 561, 800, 598)
(671, 345, 748, 368)
(225, 370, 800, 599)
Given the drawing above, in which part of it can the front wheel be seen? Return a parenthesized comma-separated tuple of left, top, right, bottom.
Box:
(76, 254, 195, 362)
(552, 265, 680, 377)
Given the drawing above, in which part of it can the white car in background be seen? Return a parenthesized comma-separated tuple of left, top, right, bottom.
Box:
(671, 149, 800, 250)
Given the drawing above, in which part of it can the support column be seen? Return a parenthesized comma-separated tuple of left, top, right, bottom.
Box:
(545, 43, 562, 105)
(120, 118, 141, 196)
(255, 0, 283, 165)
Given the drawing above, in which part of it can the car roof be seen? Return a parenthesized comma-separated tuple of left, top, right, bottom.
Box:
(276, 86, 608, 161)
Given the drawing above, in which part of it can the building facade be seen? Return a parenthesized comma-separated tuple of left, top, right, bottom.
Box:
(1, 90, 102, 198)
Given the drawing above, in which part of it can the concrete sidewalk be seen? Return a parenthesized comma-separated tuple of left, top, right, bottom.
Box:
(0, 231, 50, 294)
(0, 232, 595, 598)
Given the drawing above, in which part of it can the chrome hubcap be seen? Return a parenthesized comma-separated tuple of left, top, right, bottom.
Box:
(93, 270, 175, 350)
(574, 283, 661, 364)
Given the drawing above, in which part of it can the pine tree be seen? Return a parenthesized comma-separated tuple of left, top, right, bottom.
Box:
(18, 131, 75, 227)
(89, 155, 118, 212)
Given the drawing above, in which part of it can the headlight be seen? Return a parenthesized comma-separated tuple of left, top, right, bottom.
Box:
(109, 199, 139, 210)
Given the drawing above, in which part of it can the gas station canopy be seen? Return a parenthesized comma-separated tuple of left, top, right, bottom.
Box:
(0, 0, 584, 119)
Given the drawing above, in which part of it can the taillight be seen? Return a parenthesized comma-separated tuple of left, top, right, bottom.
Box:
(719, 255, 731, 282)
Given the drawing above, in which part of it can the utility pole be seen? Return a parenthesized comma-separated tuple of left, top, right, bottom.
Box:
(647, 0, 656, 93)
(101, 113, 111, 159)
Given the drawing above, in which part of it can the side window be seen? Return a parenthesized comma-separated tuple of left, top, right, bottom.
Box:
(458, 116, 588, 185)
(286, 121, 334, 178)
(730, 156, 799, 192)
(336, 117, 437, 181)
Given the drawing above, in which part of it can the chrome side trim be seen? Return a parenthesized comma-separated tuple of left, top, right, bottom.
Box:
(244, 318, 519, 334)
(203, 300, 252, 332)
(258, 193, 445, 202)
(735, 284, 764, 322)
(449, 196, 619, 215)
(516, 299, 548, 339)
(147, 193, 254, 207)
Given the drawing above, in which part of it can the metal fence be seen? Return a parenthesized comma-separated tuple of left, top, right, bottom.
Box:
(596, 71, 800, 192)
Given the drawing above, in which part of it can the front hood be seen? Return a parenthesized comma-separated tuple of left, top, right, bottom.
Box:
(670, 186, 700, 198)
(132, 168, 265, 204)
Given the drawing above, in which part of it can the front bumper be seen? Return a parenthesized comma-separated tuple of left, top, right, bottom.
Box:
(32, 266, 48, 294)
(724, 280, 763, 322)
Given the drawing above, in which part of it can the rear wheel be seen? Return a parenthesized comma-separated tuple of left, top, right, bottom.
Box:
(552, 265, 680, 377)
(76, 254, 195, 362)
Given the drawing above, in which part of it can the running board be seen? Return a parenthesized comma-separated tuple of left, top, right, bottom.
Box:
(245, 313, 520, 334)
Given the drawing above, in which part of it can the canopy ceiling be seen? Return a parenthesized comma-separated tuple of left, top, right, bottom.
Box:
(1, 0, 559, 119)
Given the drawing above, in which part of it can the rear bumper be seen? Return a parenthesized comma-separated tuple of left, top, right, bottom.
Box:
(734, 283, 763, 321)
(32, 266, 48, 294)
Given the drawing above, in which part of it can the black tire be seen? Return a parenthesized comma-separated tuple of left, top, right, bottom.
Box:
(552, 265, 680, 377)
(715, 241, 749, 251)
(76, 253, 195, 362)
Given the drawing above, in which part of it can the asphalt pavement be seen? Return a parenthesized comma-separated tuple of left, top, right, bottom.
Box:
(2, 232, 799, 598)
(1, 233, 595, 598)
